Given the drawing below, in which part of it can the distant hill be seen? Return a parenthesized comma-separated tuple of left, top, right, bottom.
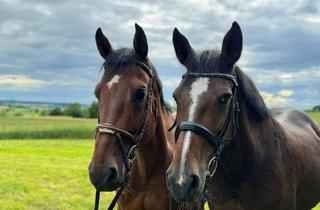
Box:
(0, 100, 87, 108)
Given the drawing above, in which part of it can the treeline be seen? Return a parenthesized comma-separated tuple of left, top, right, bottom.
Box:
(48, 102, 98, 118)
(313, 105, 320, 112)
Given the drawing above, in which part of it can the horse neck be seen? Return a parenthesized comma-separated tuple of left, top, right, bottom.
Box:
(219, 99, 275, 187)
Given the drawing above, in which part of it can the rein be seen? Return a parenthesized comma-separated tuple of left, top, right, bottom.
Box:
(174, 70, 240, 197)
(93, 59, 154, 210)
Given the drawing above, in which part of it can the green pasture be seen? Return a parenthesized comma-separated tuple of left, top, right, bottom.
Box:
(0, 113, 319, 209)
(0, 116, 95, 139)
(308, 111, 320, 123)
(0, 140, 318, 210)
(0, 140, 113, 209)
(0, 106, 42, 117)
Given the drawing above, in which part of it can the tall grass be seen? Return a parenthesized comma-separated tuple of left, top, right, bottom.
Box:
(0, 112, 319, 209)
(308, 111, 320, 123)
(0, 116, 96, 139)
(0, 140, 113, 209)
(1, 112, 318, 140)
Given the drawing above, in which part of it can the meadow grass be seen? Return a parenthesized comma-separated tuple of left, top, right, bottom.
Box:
(0, 112, 319, 209)
(308, 111, 320, 123)
(0, 140, 319, 210)
(0, 139, 113, 209)
(0, 112, 318, 140)
(0, 116, 96, 139)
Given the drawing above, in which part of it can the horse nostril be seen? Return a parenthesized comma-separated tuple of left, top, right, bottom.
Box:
(105, 167, 118, 184)
(189, 174, 200, 192)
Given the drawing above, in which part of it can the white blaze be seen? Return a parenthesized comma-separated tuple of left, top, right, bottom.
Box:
(177, 77, 209, 185)
(107, 75, 120, 89)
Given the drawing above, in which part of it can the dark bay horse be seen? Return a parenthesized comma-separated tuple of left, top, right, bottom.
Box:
(88, 24, 202, 210)
(166, 22, 320, 210)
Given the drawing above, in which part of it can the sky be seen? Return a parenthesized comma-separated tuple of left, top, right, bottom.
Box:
(0, 0, 319, 110)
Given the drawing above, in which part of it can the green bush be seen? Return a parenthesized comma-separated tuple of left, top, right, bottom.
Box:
(49, 107, 63, 116)
(87, 101, 98, 118)
(64, 103, 83, 118)
(313, 105, 320, 112)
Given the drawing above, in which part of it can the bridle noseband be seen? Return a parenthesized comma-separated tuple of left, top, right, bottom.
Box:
(174, 71, 240, 178)
(93, 59, 154, 210)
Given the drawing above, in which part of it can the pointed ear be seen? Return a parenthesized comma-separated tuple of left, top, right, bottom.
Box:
(221, 21, 243, 66)
(133, 23, 148, 60)
(172, 28, 194, 65)
(95, 28, 112, 60)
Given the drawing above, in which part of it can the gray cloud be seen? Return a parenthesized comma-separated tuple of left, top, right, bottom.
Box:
(0, 0, 319, 109)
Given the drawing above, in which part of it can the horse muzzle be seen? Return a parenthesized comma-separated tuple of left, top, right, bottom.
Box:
(166, 168, 203, 203)
(88, 162, 123, 191)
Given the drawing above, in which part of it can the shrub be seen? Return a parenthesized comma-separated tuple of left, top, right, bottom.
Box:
(49, 107, 63, 116)
(87, 101, 98, 118)
(64, 103, 83, 118)
(313, 105, 320, 112)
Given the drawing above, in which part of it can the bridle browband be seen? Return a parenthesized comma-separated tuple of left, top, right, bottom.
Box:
(94, 58, 154, 210)
(174, 71, 240, 180)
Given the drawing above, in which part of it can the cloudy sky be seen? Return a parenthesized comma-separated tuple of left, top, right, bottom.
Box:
(0, 0, 319, 109)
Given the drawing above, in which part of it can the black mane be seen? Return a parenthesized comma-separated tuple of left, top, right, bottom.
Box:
(185, 49, 270, 120)
(102, 48, 170, 112)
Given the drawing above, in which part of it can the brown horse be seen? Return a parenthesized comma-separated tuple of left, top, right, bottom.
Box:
(88, 24, 202, 210)
(166, 22, 320, 210)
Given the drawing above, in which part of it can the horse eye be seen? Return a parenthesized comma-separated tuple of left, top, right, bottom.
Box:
(133, 89, 146, 102)
(219, 93, 232, 104)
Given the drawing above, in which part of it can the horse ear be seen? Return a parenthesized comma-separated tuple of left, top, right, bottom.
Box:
(95, 28, 112, 60)
(221, 22, 243, 66)
(172, 28, 194, 65)
(236, 68, 269, 120)
(133, 23, 148, 60)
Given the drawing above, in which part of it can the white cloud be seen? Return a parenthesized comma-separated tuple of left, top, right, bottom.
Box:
(0, 0, 319, 108)
(160, 76, 182, 89)
(245, 66, 320, 87)
(260, 89, 295, 107)
(0, 73, 93, 91)
(0, 74, 49, 89)
(261, 91, 287, 106)
(278, 90, 294, 97)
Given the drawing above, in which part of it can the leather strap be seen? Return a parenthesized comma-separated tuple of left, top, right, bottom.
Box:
(175, 122, 221, 149)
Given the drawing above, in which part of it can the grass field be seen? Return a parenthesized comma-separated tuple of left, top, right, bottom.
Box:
(0, 116, 95, 139)
(0, 113, 319, 209)
(308, 111, 320, 124)
(0, 140, 113, 209)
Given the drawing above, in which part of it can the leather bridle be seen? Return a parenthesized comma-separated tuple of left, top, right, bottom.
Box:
(174, 71, 240, 181)
(93, 58, 154, 210)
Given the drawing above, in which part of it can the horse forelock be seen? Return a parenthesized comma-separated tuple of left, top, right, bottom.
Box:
(100, 48, 171, 113)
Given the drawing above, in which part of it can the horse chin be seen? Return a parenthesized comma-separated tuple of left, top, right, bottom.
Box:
(99, 178, 123, 192)
(170, 181, 205, 203)
(171, 189, 202, 203)
(98, 170, 125, 192)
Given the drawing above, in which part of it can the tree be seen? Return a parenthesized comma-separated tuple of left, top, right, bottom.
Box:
(49, 107, 62, 116)
(87, 101, 99, 118)
(313, 105, 320, 112)
(64, 103, 83, 118)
